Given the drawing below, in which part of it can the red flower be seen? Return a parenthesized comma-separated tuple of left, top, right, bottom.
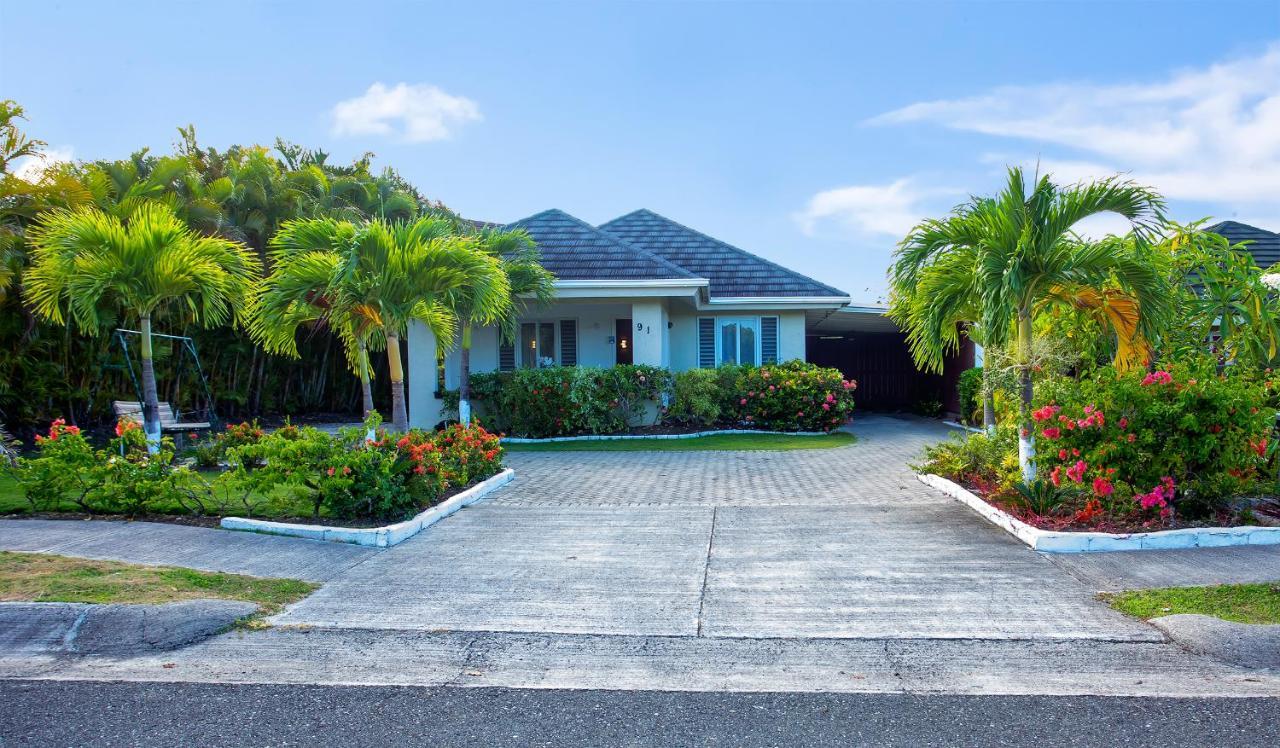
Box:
(1092, 477, 1114, 497)
(1066, 460, 1087, 483)
(1042, 427, 1061, 440)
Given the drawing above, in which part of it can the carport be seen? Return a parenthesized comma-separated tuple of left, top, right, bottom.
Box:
(805, 306, 975, 416)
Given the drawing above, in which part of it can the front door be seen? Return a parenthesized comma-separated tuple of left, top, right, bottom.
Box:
(615, 318, 633, 364)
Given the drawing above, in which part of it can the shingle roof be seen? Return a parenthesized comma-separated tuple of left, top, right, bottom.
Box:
(599, 209, 848, 299)
(506, 209, 702, 282)
(1205, 221, 1280, 269)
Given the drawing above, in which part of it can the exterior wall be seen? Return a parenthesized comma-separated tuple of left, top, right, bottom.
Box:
(630, 300, 664, 367)
(778, 311, 806, 361)
(407, 320, 441, 430)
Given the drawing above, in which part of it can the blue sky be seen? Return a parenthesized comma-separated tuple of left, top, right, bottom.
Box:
(3, 0, 1278, 303)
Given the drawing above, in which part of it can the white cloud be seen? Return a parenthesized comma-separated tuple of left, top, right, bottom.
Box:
(872, 43, 1280, 206)
(331, 83, 481, 143)
(795, 178, 961, 238)
(12, 146, 73, 181)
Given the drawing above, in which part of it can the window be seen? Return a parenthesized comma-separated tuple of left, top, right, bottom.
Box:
(507, 320, 575, 370)
(698, 316, 780, 367)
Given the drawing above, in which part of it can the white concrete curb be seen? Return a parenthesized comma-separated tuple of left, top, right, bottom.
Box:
(221, 468, 515, 548)
(942, 420, 983, 433)
(919, 473, 1280, 553)
(502, 428, 829, 443)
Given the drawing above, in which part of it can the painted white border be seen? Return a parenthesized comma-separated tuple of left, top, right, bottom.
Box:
(503, 428, 831, 443)
(919, 473, 1280, 553)
(221, 469, 514, 548)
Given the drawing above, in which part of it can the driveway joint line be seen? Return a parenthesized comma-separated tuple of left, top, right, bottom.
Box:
(695, 506, 718, 638)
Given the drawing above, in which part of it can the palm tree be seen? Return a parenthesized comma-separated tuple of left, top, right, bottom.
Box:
(23, 202, 259, 446)
(890, 167, 1168, 481)
(252, 216, 507, 432)
(446, 225, 554, 424)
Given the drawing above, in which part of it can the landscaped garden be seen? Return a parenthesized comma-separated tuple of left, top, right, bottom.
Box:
(3, 415, 504, 525)
(897, 168, 1280, 535)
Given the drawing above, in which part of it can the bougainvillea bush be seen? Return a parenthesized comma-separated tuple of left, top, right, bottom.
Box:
(920, 363, 1278, 532)
(11, 417, 504, 523)
(723, 361, 857, 432)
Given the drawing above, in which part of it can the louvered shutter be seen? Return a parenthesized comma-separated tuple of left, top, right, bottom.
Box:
(761, 316, 779, 364)
(498, 338, 515, 371)
(698, 317, 716, 368)
(559, 320, 578, 366)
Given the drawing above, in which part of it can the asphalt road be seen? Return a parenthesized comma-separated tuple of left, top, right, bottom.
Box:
(2, 681, 1277, 747)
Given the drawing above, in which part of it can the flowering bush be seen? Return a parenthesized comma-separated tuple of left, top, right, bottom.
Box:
(13, 415, 505, 523)
(727, 361, 857, 432)
(16, 418, 203, 517)
(469, 362, 856, 436)
(1034, 363, 1275, 521)
(470, 365, 671, 437)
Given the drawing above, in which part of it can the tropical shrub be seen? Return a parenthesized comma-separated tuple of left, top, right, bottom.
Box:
(12, 416, 504, 523)
(1033, 363, 1275, 520)
(958, 367, 983, 425)
(469, 365, 670, 437)
(15, 419, 204, 517)
(726, 361, 857, 432)
(667, 369, 722, 427)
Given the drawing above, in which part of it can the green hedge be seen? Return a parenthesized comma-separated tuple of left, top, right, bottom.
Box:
(469, 361, 857, 437)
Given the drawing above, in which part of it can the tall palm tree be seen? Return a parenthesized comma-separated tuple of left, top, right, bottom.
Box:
(890, 167, 1168, 481)
(446, 226, 555, 424)
(252, 216, 507, 431)
(23, 202, 259, 446)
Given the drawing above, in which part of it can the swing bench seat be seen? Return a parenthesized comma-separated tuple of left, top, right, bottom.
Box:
(112, 401, 211, 432)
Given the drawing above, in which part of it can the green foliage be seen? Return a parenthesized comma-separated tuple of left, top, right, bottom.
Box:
(1011, 479, 1078, 516)
(667, 369, 722, 427)
(914, 428, 1020, 493)
(12, 416, 503, 523)
(1033, 362, 1275, 520)
(958, 367, 983, 425)
(727, 361, 857, 432)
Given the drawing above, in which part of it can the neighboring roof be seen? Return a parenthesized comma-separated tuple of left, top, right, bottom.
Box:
(1205, 221, 1280, 269)
(505, 209, 702, 283)
(599, 209, 849, 299)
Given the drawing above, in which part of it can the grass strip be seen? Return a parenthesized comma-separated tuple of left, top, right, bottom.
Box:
(505, 431, 855, 452)
(0, 550, 316, 616)
(1105, 581, 1280, 624)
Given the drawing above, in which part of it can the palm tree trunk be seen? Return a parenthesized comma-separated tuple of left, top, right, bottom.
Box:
(1016, 310, 1036, 482)
(983, 391, 996, 433)
(386, 328, 408, 432)
(358, 339, 374, 418)
(139, 314, 162, 452)
(458, 324, 472, 425)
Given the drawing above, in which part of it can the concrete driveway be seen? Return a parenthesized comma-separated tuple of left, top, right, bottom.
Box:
(273, 415, 1156, 642)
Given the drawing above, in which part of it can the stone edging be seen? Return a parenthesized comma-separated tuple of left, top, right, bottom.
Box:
(918, 473, 1280, 553)
(502, 429, 828, 443)
(221, 468, 514, 548)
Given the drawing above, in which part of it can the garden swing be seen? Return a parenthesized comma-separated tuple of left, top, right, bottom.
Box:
(94, 328, 220, 435)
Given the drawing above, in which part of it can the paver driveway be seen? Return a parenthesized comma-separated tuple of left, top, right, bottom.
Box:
(274, 415, 1156, 642)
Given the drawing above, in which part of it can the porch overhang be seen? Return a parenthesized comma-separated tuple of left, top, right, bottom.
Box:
(547, 279, 708, 299)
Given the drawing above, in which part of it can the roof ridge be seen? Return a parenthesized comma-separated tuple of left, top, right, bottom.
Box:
(601, 209, 849, 297)
(508, 208, 703, 281)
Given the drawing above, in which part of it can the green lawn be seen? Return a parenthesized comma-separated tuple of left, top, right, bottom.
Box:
(0, 551, 316, 615)
(504, 431, 855, 452)
(1106, 582, 1280, 624)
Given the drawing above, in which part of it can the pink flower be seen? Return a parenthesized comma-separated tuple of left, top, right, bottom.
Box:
(1092, 477, 1114, 497)
(1032, 405, 1060, 422)
(1118, 417, 1128, 429)
(740, 398, 748, 405)
(1141, 370, 1173, 386)
(1042, 427, 1061, 440)
(1066, 460, 1087, 483)
(768, 385, 776, 392)
(1058, 449, 1068, 460)
(327, 467, 336, 476)
(822, 403, 831, 411)
(1127, 433, 1136, 443)
(825, 393, 836, 403)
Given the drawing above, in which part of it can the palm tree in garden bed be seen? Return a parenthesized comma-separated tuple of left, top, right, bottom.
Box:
(890, 167, 1169, 482)
(23, 202, 259, 447)
(446, 225, 555, 424)
(252, 215, 508, 432)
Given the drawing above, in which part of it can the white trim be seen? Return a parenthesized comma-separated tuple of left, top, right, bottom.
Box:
(920, 473, 1280, 553)
(703, 295, 851, 306)
(555, 279, 708, 288)
(221, 469, 515, 547)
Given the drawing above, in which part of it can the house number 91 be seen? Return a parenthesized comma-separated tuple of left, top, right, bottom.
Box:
(635, 323, 650, 334)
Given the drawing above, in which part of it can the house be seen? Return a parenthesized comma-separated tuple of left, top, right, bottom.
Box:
(406, 209, 973, 428)
(1206, 221, 1280, 269)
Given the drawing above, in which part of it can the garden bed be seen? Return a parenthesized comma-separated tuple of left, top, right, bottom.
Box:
(921, 473, 1280, 553)
(222, 468, 514, 547)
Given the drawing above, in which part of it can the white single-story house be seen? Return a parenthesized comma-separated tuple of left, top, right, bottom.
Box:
(407, 208, 973, 428)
